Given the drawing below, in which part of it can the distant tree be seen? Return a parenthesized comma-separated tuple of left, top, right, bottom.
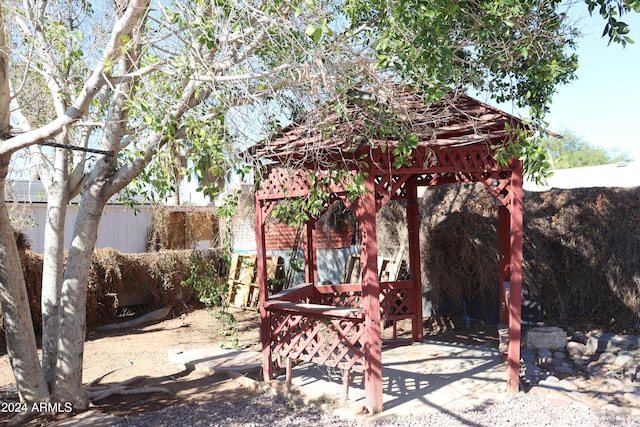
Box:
(543, 131, 632, 168)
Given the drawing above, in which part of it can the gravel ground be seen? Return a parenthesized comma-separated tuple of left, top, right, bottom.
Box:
(114, 392, 640, 427)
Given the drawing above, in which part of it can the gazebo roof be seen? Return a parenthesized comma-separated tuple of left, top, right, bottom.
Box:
(247, 85, 523, 166)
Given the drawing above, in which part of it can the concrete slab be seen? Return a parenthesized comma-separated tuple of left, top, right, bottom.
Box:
(52, 410, 123, 426)
(168, 347, 263, 376)
(278, 340, 509, 422)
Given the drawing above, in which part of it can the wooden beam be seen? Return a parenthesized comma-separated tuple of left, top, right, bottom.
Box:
(498, 205, 510, 325)
(304, 218, 317, 285)
(507, 160, 523, 393)
(406, 177, 423, 342)
(358, 172, 383, 413)
(256, 198, 273, 382)
(263, 301, 364, 319)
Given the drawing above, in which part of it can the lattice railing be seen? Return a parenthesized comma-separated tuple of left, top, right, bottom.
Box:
(313, 282, 416, 320)
(264, 280, 417, 378)
(268, 307, 365, 372)
(380, 282, 415, 320)
(314, 283, 363, 308)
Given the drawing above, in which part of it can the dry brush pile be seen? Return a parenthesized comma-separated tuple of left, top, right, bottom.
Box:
(377, 183, 640, 332)
(17, 246, 224, 336)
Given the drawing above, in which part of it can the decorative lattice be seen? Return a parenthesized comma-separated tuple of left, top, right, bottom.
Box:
(434, 145, 496, 172)
(475, 171, 513, 207)
(265, 281, 419, 376)
(374, 174, 410, 209)
(256, 167, 311, 200)
(380, 284, 415, 319)
(316, 290, 363, 308)
(269, 309, 365, 372)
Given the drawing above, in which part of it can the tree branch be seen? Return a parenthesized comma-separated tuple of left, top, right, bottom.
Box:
(0, 8, 11, 134)
(1, 0, 151, 156)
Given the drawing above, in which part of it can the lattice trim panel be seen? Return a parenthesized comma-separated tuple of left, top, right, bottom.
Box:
(316, 291, 363, 309)
(380, 285, 415, 319)
(313, 284, 417, 320)
(434, 145, 496, 172)
(475, 170, 513, 208)
(374, 174, 410, 210)
(365, 145, 500, 175)
(256, 166, 358, 201)
(256, 167, 311, 200)
(269, 310, 365, 372)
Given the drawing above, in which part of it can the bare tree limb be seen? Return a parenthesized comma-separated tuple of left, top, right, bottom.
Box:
(1, 0, 152, 155)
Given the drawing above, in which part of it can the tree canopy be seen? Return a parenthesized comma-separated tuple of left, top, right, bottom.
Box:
(544, 130, 633, 169)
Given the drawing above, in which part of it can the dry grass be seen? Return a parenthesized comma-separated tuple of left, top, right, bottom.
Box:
(19, 247, 223, 333)
(378, 183, 640, 332)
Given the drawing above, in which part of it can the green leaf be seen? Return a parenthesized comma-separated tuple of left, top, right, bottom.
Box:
(305, 24, 317, 38)
(312, 28, 323, 43)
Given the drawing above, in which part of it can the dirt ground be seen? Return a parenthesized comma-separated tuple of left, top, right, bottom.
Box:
(0, 306, 495, 426)
(0, 306, 265, 425)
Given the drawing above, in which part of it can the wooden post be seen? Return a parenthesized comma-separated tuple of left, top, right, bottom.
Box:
(507, 160, 524, 393)
(358, 173, 383, 413)
(304, 218, 317, 286)
(256, 198, 273, 382)
(498, 205, 510, 325)
(406, 178, 423, 342)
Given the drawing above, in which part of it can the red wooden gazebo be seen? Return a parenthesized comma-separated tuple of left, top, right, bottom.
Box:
(246, 85, 524, 414)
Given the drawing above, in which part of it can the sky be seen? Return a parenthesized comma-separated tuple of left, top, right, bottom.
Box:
(537, 10, 640, 162)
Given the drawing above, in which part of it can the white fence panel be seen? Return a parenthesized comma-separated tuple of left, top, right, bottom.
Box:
(13, 204, 154, 254)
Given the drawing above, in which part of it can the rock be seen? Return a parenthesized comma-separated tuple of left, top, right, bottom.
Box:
(528, 385, 551, 397)
(597, 351, 617, 364)
(525, 326, 567, 350)
(557, 379, 579, 391)
(586, 333, 640, 354)
(625, 363, 639, 384)
(168, 347, 263, 375)
(530, 381, 577, 406)
(538, 356, 561, 369)
(572, 358, 587, 367)
(613, 352, 635, 367)
(521, 361, 542, 384)
(624, 369, 637, 385)
(602, 403, 623, 413)
(570, 333, 588, 345)
(586, 363, 604, 380)
(96, 307, 172, 331)
(520, 348, 537, 363)
(555, 364, 573, 375)
(623, 391, 640, 406)
(600, 378, 626, 392)
(538, 348, 553, 359)
(566, 342, 587, 358)
(593, 394, 611, 407)
(553, 351, 566, 360)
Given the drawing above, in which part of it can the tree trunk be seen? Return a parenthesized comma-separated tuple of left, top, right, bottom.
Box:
(41, 146, 70, 389)
(0, 156, 50, 403)
(51, 175, 108, 408)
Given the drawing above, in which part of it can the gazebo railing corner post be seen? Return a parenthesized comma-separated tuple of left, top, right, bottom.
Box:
(358, 173, 383, 414)
(255, 196, 274, 382)
(406, 177, 423, 342)
(507, 159, 524, 393)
